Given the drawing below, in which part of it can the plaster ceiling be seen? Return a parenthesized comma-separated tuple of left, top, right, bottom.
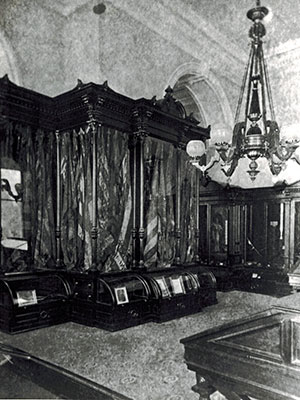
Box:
(182, 0, 300, 53)
(37, 0, 300, 52)
(37, 0, 90, 17)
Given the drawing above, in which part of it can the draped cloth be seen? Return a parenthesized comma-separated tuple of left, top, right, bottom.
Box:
(143, 138, 197, 267)
(180, 151, 197, 264)
(0, 122, 56, 271)
(144, 139, 175, 268)
(96, 127, 131, 271)
(1, 123, 131, 272)
(59, 126, 131, 271)
(1, 122, 195, 273)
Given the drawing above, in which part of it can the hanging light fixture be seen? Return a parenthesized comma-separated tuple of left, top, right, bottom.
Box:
(187, 0, 299, 181)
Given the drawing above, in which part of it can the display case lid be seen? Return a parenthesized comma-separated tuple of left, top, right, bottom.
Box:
(97, 273, 151, 305)
(183, 264, 217, 288)
(143, 268, 199, 298)
(0, 271, 70, 307)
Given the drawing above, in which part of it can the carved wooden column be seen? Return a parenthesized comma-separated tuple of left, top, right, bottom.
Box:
(0, 156, 2, 267)
(91, 121, 99, 271)
(194, 168, 200, 262)
(83, 94, 103, 271)
(131, 108, 152, 268)
(174, 143, 184, 265)
(55, 130, 63, 268)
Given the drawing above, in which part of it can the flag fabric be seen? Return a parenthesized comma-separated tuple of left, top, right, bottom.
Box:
(180, 152, 196, 262)
(60, 130, 82, 269)
(98, 127, 132, 272)
(180, 151, 196, 263)
(157, 142, 176, 267)
(18, 125, 36, 261)
(144, 139, 161, 268)
(80, 128, 93, 269)
(33, 130, 56, 268)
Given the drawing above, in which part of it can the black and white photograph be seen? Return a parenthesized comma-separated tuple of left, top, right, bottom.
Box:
(114, 286, 129, 305)
(1, 0, 300, 399)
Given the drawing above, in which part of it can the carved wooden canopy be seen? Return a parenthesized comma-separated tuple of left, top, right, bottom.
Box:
(0, 75, 210, 146)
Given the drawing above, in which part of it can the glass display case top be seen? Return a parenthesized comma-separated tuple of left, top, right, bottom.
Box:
(0, 273, 70, 307)
(97, 274, 151, 305)
(149, 271, 198, 298)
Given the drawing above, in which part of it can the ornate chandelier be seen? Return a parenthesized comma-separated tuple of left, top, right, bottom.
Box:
(187, 1, 299, 181)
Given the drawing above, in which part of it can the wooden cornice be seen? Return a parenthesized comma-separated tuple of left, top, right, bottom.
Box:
(0, 75, 210, 145)
(0, 74, 55, 131)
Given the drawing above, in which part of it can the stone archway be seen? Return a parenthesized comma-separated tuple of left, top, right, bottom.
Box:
(167, 62, 234, 143)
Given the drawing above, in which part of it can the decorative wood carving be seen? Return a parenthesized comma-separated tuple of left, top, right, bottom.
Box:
(0, 76, 210, 142)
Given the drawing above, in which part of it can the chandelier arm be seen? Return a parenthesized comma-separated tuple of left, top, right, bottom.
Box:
(244, 43, 256, 123)
(261, 46, 276, 122)
(234, 46, 254, 125)
(258, 44, 268, 132)
(221, 157, 239, 177)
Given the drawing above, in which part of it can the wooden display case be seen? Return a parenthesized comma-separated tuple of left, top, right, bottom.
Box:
(69, 271, 152, 331)
(142, 266, 208, 322)
(181, 306, 300, 400)
(0, 271, 71, 333)
(182, 264, 217, 307)
(0, 75, 216, 331)
(198, 182, 300, 295)
(95, 272, 152, 331)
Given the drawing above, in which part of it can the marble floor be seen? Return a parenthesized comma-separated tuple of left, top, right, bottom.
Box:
(0, 290, 299, 400)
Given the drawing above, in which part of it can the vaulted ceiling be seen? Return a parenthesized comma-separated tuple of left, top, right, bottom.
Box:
(181, 0, 300, 51)
(37, 0, 300, 53)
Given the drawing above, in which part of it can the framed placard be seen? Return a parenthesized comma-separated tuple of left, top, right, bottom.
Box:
(114, 287, 129, 305)
(16, 289, 37, 307)
(154, 277, 170, 298)
(170, 276, 185, 295)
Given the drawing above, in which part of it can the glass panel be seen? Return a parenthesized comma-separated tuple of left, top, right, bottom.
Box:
(246, 203, 265, 264)
(153, 272, 197, 297)
(210, 205, 228, 263)
(199, 205, 208, 262)
(292, 320, 300, 363)
(294, 202, 300, 265)
(103, 276, 148, 302)
(197, 271, 216, 288)
(266, 203, 284, 267)
(224, 325, 281, 355)
(97, 281, 113, 305)
(1, 165, 28, 272)
(8, 274, 69, 303)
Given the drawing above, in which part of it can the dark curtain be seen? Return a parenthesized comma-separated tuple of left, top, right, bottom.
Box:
(144, 138, 177, 268)
(96, 127, 131, 271)
(143, 138, 197, 267)
(0, 122, 56, 271)
(60, 126, 131, 271)
(180, 151, 196, 263)
(1, 121, 195, 273)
